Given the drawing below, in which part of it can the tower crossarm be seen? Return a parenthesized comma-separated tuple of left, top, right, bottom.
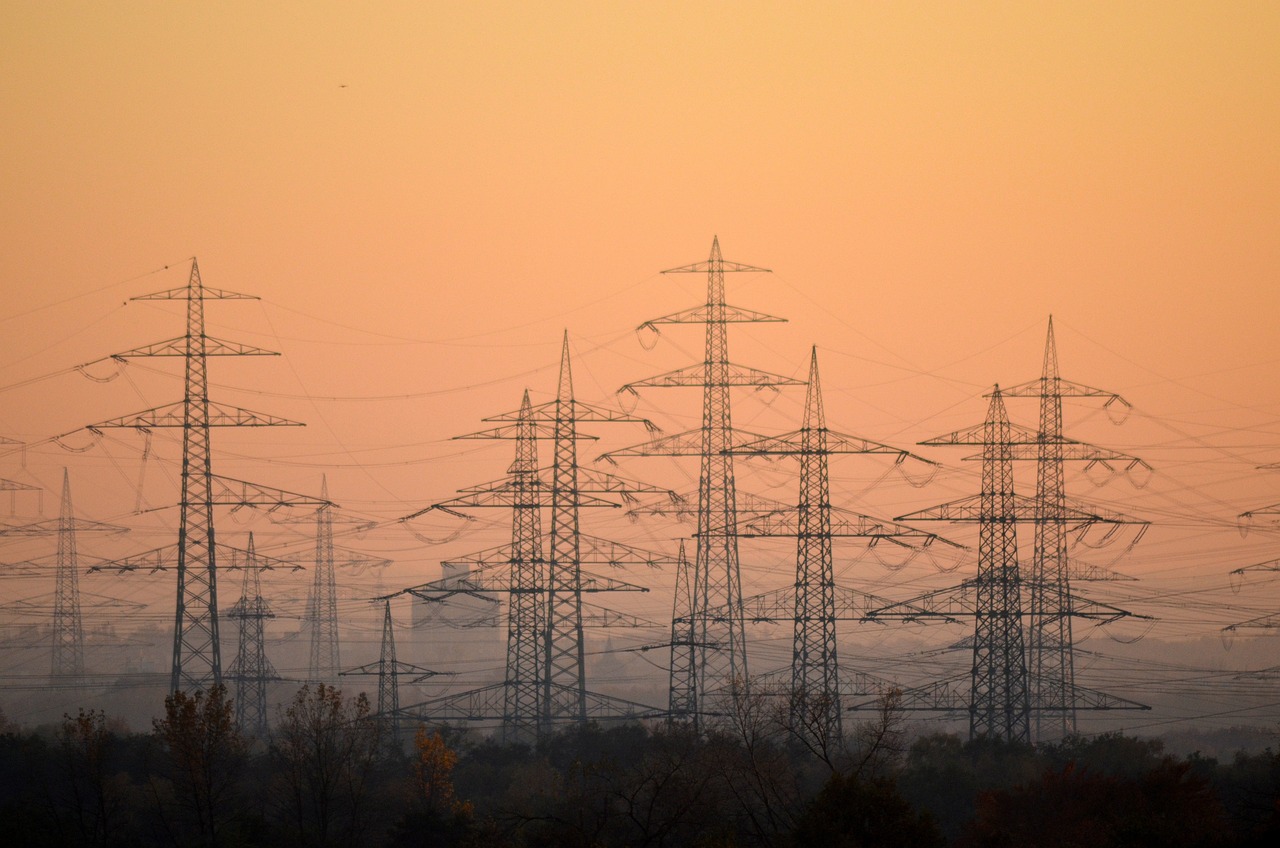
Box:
(999, 377, 1130, 408)
(974, 442, 1145, 465)
(1223, 612, 1280, 632)
(739, 506, 960, 548)
(719, 584, 939, 623)
(622, 488, 785, 521)
(207, 475, 330, 508)
(132, 284, 257, 302)
(0, 477, 39, 493)
(640, 302, 787, 327)
(87, 541, 303, 574)
(0, 516, 128, 537)
(599, 427, 773, 462)
(402, 682, 663, 723)
(1231, 557, 1280, 577)
(341, 661, 447, 679)
(897, 493, 1112, 524)
(846, 675, 969, 712)
(732, 428, 938, 467)
(921, 420, 1041, 447)
(581, 602, 660, 627)
(1240, 501, 1280, 521)
(621, 362, 803, 391)
(482, 398, 657, 430)
(405, 566, 649, 596)
(112, 336, 279, 358)
(90, 401, 304, 429)
(863, 584, 973, 622)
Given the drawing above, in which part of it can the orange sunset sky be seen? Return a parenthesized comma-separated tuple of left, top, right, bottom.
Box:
(1, 3, 1279, 728)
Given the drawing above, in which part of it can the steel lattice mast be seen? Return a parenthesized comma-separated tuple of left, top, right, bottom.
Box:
(227, 533, 276, 738)
(52, 469, 85, 681)
(505, 390, 544, 742)
(893, 388, 1032, 741)
(728, 349, 948, 748)
(341, 600, 443, 749)
(1003, 317, 1140, 740)
(611, 237, 801, 726)
(394, 337, 669, 735)
(970, 388, 1031, 742)
(309, 476, 340, 684)
(668, 539, 696, 721)
(91, 259, 319, 692)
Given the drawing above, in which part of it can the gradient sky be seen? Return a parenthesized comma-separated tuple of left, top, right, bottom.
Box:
(2, 3, 1279, 728)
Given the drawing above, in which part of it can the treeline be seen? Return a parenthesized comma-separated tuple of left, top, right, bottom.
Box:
(1, 686, 1278, 847)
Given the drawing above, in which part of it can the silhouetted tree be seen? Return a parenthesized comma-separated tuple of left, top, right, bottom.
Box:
(150, 684, 248, 846)
(271, 684, 381, 848)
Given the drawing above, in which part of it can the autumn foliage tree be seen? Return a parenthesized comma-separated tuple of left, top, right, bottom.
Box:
(271, 684, 382, 848)
(151, 684, 248, 847)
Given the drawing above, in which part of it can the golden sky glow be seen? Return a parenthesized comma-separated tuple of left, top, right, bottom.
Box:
(2, 2, 1279, 726)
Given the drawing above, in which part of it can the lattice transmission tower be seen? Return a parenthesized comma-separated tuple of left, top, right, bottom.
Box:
(226, 533, 277, 738)
(309, 476, 339, 684)
(52, 470, 86, 682)
(87, 258, 325, 692)
(728, 348, 949, 749)
(1003, 317, 1148, 741)
(395, 335, 670, 739)
(607, 237, 802, 727)
(0, 469, 125, 685)
(1224, 463, 1280, 636)
(865, 379, 1148, 738)
(341, 600, 443, 749)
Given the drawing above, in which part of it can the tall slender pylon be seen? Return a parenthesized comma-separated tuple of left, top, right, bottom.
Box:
(609, 237, 801, 727)
(668, 539, 696, 721)
(1003, 317, 1142, 740)
(91, 258, 320, 692)
(970, 388, 1031, 741)
(505, 390, 545, 742)
(309, 476, 340, 684)
(227, 533, 276, 738)
(393, 339, 669, 736)
(52, 469, 85, 682)
(341, 600, 443, 750)
(729, 349, 947, 749)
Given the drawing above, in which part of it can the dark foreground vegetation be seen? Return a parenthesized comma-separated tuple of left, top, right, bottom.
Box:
(1, 686, 1278, 847)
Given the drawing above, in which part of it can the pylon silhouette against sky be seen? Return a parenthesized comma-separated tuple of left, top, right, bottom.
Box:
(52, 470, 86, 682)
(227, 533, 276, 738)
(393, 336, 669, 737)
(1003, 318, 1147, 740)
(341, 600, 442, 749)
(868, 375, 1149, 738)
(729, 348, 948, 749)
(905, 388, 1032, 741)
(608, 237, 802, 727)
(0, 469, 125, 686)
(309, 476, 339, 684)
(86, 259, 323, 692)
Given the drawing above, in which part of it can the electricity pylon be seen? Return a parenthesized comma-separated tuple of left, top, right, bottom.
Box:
(1002, 317, 1147, 740)
(394, 336, 671, 737)
(226, 533, 277, 738)
(0, 470, 126, 684)
(668, 539, 697, 722)
(52, 470, 85, 682)
(88, 258, 324, 692)
(1223, 465, 1280, 635)
(728, 348, 949, 749)
(926, 389, 1029, 740)
(864, 386, 1148, 737)
(309, 476, 339, 684)
(341, 600, 443, 749)
(607, 237, 802, 727)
